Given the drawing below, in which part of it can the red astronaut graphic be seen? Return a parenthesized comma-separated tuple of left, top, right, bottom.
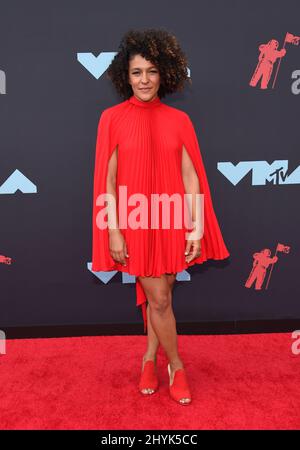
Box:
(249, 32, 300, 90)
(249, 39, 286, 89)
(245, 243, 290, 290)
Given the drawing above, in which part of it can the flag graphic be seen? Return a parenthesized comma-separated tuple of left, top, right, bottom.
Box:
(285, 32, 300, 45)
(276, 243, 290, 253)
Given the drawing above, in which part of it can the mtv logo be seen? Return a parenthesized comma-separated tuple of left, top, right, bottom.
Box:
(217, 160, 300, 185)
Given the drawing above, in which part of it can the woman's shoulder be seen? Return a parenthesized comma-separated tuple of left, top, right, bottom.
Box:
(161, 102, 190, 121)
(161, 103, 197, 136)
(100, 99, 128, 117)
(97, 100, 129, 129)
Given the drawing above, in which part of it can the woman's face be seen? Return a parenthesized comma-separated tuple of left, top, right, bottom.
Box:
(128, 54, 160, 102)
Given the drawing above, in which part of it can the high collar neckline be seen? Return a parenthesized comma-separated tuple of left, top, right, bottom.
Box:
(129, 94, 162, 108)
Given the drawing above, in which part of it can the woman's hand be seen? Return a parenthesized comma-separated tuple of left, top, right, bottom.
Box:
(108, 229, 129, 266)
(185, 235, 201, 263)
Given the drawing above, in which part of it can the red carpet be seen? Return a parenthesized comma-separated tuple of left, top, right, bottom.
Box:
(0, 332, 299, 429)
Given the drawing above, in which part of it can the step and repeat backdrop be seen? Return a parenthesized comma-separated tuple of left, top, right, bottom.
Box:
(0, 1, 299, 331)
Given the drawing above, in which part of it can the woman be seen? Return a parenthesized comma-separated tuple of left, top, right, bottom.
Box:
(92, 28, 230, 405)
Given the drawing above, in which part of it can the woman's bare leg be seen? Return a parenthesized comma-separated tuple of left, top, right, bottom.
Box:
(140, 273, 176, 394)
(143, 273, 176, 361)
(138, 273, 191, 403)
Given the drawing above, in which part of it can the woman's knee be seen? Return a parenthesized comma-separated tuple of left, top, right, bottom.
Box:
(148, 291, 171, 314)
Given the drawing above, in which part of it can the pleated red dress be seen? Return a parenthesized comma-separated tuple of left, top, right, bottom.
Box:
(92, 94, 230, 332)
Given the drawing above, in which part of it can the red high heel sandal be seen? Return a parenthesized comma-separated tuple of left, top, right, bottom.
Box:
(139, 360, 159, 395)
(167, 363, 192, 405)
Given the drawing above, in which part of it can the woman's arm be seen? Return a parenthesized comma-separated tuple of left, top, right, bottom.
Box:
(181, 144, 202, 262)
(106, 146, 128, 266)
(106, 146, 119, 231)
(181, 144, 200, 223)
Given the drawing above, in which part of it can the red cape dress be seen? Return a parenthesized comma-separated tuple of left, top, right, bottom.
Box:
(92, 94, 230, 333)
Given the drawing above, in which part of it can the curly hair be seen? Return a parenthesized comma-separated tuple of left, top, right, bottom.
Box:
(106, 28, 191, 100)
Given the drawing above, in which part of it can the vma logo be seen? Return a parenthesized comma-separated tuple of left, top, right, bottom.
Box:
(0, 170, 37, 194)
(87, 263, 191, 284)
(77, 52, 191, 79)
(77, 52, 117, 79)
(218, 160, 300, 186)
